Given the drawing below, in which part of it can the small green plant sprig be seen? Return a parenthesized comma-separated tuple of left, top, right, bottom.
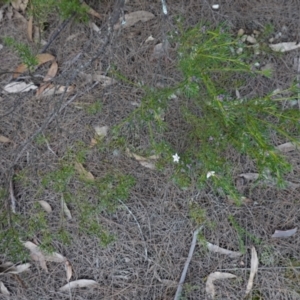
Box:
(114, 23, 300, 201)
(0, 143, 135, 261)
(27, 0, 89, 23)
(4, 37, 38, 72)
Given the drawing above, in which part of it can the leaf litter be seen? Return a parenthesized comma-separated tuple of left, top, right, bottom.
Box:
(206, 242, 243, 258)
(23, 241, 66, 272)
(245, 246, 259, 296)
(272, 228, 297, 238)
(13, 53, 55, 78)
(59, 279, 98, 292)
(0, 262, 31, 274)
(206, 272, 237, 299)
(0, 281, 10, 295)
(114, 11, 155, 30)
(38, 200, 52, 213)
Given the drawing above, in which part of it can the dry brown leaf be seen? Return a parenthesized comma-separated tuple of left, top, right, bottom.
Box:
(38, 200, 52, 213)
(65, 260, 72, 282)
(272, 228, 297, 238)
(44, 61, 58, 82)
(43, 251, 66, 263)
(125, 148, 157, 169)
(151, 40, 170, 60)
(206, 272, 237, 299)
(90, 138, 98, 147)
(114, 11, 155, 30)
(35, 83, 51, 97)
(0, 281, 10, 295)
(23, 241, 48, 272)
(74, 161, 95, 181)
(89, 21, 100, 32)
(13, 9, 26, 23)
(11, 0, 28, 11)
(4, 81, 37, 93)
(94, 125, 108, 138)
(23, 241, 66, 272)
(239, 173, 259, 181)
(0, 262, 31, 274)
(138, 161, 155, 170)
(245, 247, 259, 296)
(206, 242, 243, 258)
(39, 84, 74, 97)
(276, 142, 298, 153)
(59, 279, 98, 292)
(0, 135, 11, 143)
(92, 74, 117, 87)
(62, 197, 72, 220)
(82, 1, 102, 19)
(27, 15, 33, 41)
(270, 42, 300, 52)
(13, 53, 55, 78)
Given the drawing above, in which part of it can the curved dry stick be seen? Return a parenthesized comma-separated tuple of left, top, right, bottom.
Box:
(174, 226, 203, 300)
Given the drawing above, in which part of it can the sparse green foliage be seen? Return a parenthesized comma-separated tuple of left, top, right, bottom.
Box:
(85, 100, 103, 115)
(28, 0, 89, 23)
(4, 37, 38, 71)
(1, 139, 135, 261)
(115, 23, 300, 201)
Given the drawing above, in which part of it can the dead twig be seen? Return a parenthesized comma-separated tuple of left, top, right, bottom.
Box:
(174, 226, 203, 300)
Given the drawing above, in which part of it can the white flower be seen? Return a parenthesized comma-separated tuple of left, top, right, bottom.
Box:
(206, 171, 216, 179)
(172, 153, 180, 163)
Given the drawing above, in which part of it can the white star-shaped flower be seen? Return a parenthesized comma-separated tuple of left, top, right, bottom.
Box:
(172, 153, 180, 163)
(206, 171, 216, 179)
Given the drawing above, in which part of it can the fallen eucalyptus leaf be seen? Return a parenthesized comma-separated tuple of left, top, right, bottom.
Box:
(145, 35, 155, 43)
(38, 200, 52, 213)
(61, 197, 72, 220)
(239, 173, 259, 181)
(59, 279, 98, 292)
(4, 81, 37, 93)
(0, 135, 11, 143)
(0, 281, 10, 295)
(65, 260, 72, 282)
(245, 247, 258, 296)
(272, 228, 297, 238)
(38, 84, 74, 97)
(207, 242, 243, 258)
(114, 11, 155, 30)
(0, 262, 31, 274)
(89, 21, 100, 32)
(11, 0, 28, 11)
(94, 125, 108, 138)
(276, 142, 298, 153)
(44, 60, 58, 82)
(126, 148, 158, 169)
(74, 161, 95, 181)
(23, 241, 48, 272)
(206, 272, 237, 299)
(270, 42, 300, 52)
(92, 74, 117, 87)
(23, 241, 66, 272)
(13, 53, 55, 78)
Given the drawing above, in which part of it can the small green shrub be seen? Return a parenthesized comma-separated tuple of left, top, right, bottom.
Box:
(1, 142, 135, 261)
(4, 37, 38, 71)
(114, 23, 300, 201)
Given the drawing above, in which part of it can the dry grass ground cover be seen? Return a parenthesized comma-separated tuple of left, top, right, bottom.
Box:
(1, 0, 300, 299)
